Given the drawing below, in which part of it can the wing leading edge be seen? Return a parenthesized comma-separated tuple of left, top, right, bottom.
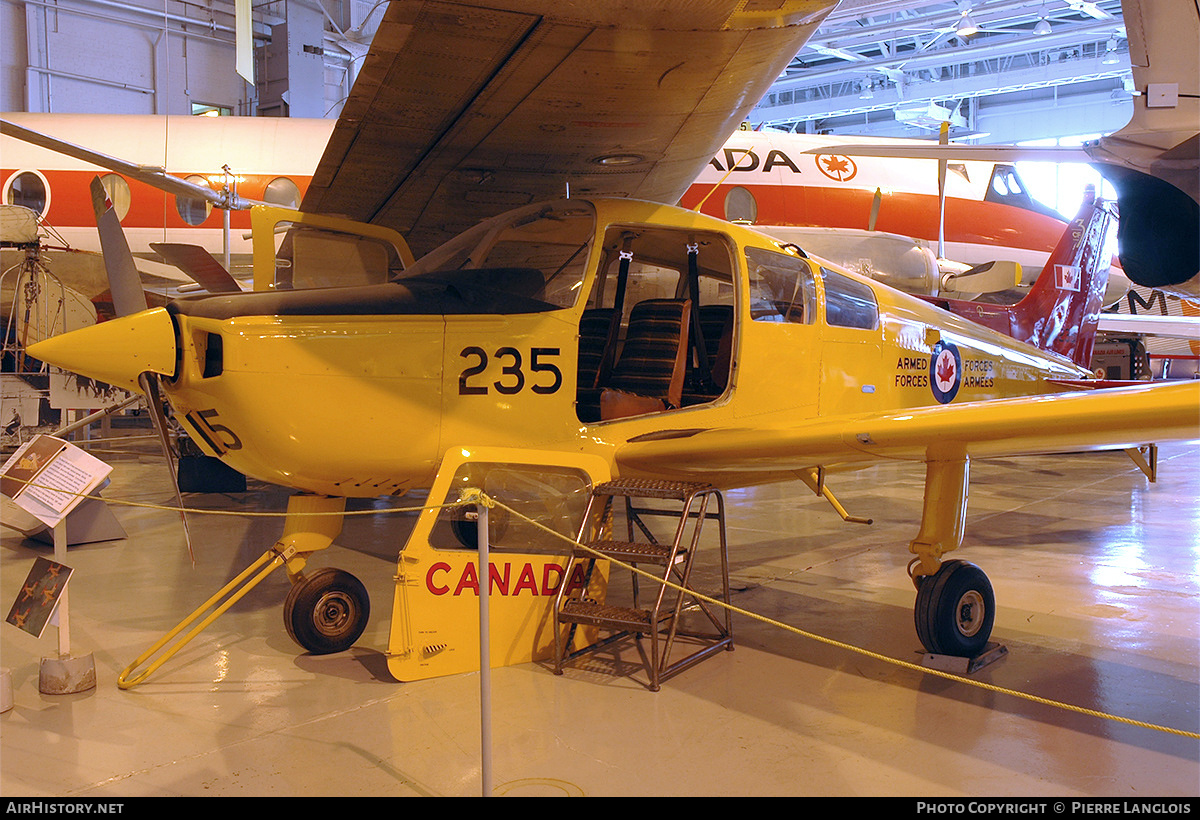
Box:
(301, 0, 837, 257)
(615, 381, 1200, 478)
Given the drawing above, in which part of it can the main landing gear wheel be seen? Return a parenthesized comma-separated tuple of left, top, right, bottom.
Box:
(913, 559, 995, 657)
(284, 568, 370, 655)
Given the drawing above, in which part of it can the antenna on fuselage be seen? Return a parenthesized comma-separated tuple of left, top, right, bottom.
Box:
(937, 120, 949, 260)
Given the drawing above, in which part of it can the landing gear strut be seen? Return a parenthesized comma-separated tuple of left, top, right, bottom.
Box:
(907, 453, 998, 658)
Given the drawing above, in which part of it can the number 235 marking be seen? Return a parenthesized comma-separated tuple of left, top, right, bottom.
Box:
(458, 346, 562, 396)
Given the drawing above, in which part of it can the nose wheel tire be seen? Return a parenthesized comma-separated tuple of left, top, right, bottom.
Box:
(914, 559, 994, 657)
(284, 567, 370, 655)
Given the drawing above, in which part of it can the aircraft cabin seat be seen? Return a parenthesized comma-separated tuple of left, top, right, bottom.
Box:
(683, 303, 734, 405)
(599, 298, 692, 421)
(576, 307, 621, 422)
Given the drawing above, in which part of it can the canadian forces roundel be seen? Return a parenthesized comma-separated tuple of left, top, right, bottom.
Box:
(929, 340, 962, 404)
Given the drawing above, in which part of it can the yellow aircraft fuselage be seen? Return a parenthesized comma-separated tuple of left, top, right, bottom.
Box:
(30, 196, 1198, 678)
(96, 198, 1088, 496)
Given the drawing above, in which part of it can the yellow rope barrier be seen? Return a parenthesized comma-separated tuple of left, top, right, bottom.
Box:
(482, 496, 1200, 741)
(5, 475, 1196, 739)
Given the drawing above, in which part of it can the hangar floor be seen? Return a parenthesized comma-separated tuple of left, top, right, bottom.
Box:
(2, 432, 1198, 798)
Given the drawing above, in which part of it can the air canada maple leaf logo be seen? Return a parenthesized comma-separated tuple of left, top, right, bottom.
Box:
(815, 153, 858, 182)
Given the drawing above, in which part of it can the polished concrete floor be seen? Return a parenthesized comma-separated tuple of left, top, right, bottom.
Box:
(2, 432, 1198, 797)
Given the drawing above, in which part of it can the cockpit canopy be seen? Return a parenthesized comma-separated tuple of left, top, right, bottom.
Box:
(399, 201, 597, 310)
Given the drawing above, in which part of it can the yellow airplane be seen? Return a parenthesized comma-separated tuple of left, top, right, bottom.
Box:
(20, 0, 1200, 684)
(26, 187, 1199, 669)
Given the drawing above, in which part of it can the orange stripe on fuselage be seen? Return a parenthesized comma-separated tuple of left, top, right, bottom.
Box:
(0, 168, 313, 231)
(679, 183, 1066, 254)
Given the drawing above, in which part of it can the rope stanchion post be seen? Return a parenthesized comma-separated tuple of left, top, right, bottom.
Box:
(458, 487, 494, 797)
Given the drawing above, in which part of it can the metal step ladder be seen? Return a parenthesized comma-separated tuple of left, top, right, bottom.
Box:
(552, 478, 733, 691)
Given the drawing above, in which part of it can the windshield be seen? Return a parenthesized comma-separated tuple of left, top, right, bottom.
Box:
(399, 201, 596, 311)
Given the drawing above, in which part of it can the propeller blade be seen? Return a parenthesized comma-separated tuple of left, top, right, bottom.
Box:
(868, 187, 881, 231)
(138, 372, 194, 564)
(90, 176, 148, 318)
(235, 0, 255, 84)
(151, 243, 243, 293)
(87, 175, 194, 561)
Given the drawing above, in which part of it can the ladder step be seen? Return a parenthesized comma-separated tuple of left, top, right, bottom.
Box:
(577, 540, 675, 564)
(560, 600, 668, 632)
(593, 478, 712, 500)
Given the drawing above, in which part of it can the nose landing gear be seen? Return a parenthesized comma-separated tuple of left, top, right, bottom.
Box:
(284, 567, 371, 655)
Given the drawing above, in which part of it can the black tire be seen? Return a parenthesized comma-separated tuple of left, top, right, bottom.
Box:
(284, 568, 370, 655)
(914, 559, 995, 657)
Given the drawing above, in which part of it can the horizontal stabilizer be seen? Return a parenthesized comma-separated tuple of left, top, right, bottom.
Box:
(1097, 313, 1200, 339)
(150, 243, 242, 294)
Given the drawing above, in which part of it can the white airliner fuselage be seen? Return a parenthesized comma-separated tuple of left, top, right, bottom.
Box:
(2, 112, 1082, 295)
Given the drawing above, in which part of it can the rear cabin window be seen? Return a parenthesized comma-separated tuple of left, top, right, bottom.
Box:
(746, 246, 816, 324)
(821, 268, 879, 330)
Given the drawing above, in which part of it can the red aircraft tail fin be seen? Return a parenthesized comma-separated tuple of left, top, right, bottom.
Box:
(927, 187, 1117, 368)
(1009, 186, 1117, 367)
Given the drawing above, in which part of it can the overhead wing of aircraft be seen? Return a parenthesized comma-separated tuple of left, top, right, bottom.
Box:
(300, 0, 838, 258)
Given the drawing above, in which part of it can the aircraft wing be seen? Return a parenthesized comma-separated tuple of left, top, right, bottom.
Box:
(615, 381, 1200, 478)
(1097, 312, 1200, 339)
(300, 0, 837, 257)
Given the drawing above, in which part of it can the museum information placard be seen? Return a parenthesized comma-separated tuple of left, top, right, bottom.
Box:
(0, 434, 112, 527)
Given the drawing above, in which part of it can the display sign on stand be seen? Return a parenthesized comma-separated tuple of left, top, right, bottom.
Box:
(1, 434, 113, 527)
(1, 434, 113, 694)
(6, 556, 73, 639)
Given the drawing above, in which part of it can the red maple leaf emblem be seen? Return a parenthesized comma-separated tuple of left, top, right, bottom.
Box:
(823, 156, 850, 175)
(817, 153, 857, 181)
(937, 355, 957, 385)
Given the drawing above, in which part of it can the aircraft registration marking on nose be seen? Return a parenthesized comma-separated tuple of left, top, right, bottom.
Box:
(457, 346, 563, 396)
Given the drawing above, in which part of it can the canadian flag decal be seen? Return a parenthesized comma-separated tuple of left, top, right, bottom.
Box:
(1054, 264, 1081, 292)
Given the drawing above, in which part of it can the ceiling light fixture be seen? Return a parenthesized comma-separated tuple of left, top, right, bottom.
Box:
(1102, 36, 1120, 64)
(955, 12, 979, 37)
(1034, 16, 1052, 35)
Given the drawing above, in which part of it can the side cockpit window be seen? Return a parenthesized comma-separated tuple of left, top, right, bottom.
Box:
(746, 246, 816, 324)
(821, 267, 879, 330)
(985, 164, 1061, 220)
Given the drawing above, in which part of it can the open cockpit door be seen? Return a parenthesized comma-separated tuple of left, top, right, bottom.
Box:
(576, 223, 739, 422)
(387, 446, 611, 682)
